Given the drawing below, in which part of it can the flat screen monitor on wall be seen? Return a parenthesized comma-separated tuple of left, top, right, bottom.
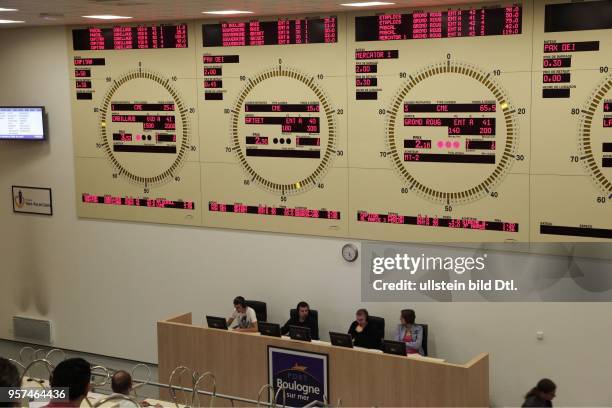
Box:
(0, 107, 46, 141)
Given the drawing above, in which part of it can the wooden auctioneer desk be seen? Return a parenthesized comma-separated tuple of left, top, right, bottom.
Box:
(158, 313, 489, 407)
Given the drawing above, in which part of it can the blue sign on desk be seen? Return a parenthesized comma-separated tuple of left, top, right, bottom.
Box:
(268, 346, 329, 407)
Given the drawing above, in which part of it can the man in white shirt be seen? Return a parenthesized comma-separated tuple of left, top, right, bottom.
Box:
(227, 296, 258, 332)
(109, 370, 160, 407)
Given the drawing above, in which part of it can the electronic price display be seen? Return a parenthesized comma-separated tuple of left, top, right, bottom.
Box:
(347, 2, 532, 242)
(69, 22, 201, 225)
(354, 5, 521, 41)
(67, 1, 612, 242)
(72, 24, 188, 50)
(203, 17, 337, 46)
(199, 14, 349, 237)
(531, 0, 612, 241)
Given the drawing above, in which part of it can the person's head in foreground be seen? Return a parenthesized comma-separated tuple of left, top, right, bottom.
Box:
(48, 358, 91, 407)
(0, 357, 21, 407)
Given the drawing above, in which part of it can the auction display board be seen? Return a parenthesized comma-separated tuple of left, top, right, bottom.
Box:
(199, 15, 348, 237)
(348, 3, 531, 242)
(530, 0, 612, 241)
(70, 24, 201, 225)
(68, 0, 612, 242)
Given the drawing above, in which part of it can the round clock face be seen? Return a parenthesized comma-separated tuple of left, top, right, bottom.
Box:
(342, 243, 359, 262)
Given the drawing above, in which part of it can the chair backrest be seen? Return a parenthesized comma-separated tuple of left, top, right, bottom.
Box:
(368, 315, 385, 341)
(419, 323, 429, 356)
(245, 300, 267, 322)
(290, 308, 318, 323)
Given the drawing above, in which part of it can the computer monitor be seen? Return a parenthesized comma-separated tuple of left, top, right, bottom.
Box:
(329, 332, 353, 348)
(258, 322, 281, 337)
(0, 107, 46, 140)
(289, 325, 311, 342)
(206, 315, 228, 330)
(382, 340, 406, 356)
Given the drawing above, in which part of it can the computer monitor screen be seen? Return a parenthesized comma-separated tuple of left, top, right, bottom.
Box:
(258, 322, 281, 337)
(206, 315, 228, 330)
(0, 107, 45, 140)
(329, 332, 353, 348)
(382, 340, 407, 356)
(289, 325, 311, 342)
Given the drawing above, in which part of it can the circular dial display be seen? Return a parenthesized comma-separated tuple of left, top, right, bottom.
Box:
(578, 75, 612, 195)
(341, 243, 359, 262)
(99, 69, 190, 186)
(230, 66, 337, 195)
(385, 61, 519, 205)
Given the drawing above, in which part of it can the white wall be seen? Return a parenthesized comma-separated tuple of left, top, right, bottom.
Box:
(1, 25, 612, 407)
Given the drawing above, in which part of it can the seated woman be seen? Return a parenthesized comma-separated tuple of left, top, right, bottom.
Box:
(348, 309, 381, 349)
(395, 309, 424, 355)
(522, 379, 556, 407)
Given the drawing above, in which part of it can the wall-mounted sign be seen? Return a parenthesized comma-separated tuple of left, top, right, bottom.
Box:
(268, 346, 329, 407)
(12, 186, 53, 215)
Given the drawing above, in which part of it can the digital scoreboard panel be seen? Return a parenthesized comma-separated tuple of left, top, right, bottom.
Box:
(348, 2, 532, 242)
(531, 0, 612, 241)
(72, 24, 188, 50)
(69, 0, 612, 242)
(198, 14, 348, 237)
(69, 22, 201, 225)
(354, 5, 522, 41)
(202, 17, 337, 46)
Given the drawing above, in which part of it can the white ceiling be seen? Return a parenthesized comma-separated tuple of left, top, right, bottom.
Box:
(0, 0, 495, 27)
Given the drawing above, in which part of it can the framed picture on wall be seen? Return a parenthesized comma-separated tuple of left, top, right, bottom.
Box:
(12, 186, 53, 215)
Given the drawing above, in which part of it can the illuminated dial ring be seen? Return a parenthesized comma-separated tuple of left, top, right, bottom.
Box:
(385, 61, 519, 204)
(230, 66, 337, 195)
(578, 75, 612, 194)
(98, 69, 190, 186)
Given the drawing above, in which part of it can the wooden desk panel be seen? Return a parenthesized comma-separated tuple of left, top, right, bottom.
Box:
(157, 313, 488, 407)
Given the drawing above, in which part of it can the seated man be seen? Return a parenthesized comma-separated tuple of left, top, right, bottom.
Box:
(348, 308, 382, 349)
(227, 296, 258, 332)
(110, 370, 160, 407)
(44, 357, 91, 408)
(0, 357, 21, 407)
(111, 370, 133, 396)
(281, 301, 319, 340)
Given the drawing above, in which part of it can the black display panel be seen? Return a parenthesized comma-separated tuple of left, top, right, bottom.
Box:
(545, 1, 612, 32)
(355, 5, 521, 41)
(72, 24, 188, 50)
(202, 17, 337, 47)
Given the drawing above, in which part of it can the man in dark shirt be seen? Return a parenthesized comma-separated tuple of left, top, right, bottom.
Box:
(281, 301, 319, 340)
(348, 308, 382, 349)
(44, 358, 91, 408)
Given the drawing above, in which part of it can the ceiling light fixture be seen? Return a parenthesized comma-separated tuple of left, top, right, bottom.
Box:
(202, 10, 253, 15)
(82, 15, 133, 20)
(0, 7, 18, 11)
(340, 1, 395, 6)
(0, 19, 24, 23)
